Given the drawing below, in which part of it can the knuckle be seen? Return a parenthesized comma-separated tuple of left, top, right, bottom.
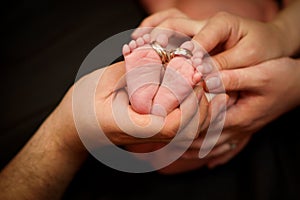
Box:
(161, 128, 177, 139)
(140, 18, 151, 27)
(169, 8, 181, 15)
(235, 116, 253, 131)
(257, 71, 271, 87)
(244, 45, 257, 61)
(160, 18, 173, 27)
(215, 55, 229, 70)
(213, 11, 232, 19)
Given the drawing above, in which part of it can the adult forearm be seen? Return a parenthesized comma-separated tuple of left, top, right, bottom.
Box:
(0, 103, 88, 200)
(272, 0, 300, 56)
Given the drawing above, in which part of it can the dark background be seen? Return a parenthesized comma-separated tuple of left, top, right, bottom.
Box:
(1, 0, 300, 199)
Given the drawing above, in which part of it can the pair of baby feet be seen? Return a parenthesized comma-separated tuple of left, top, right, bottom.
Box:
(123, 34, 204, 117)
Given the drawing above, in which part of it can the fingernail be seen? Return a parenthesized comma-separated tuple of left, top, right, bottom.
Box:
(202, 62, 213, 74)
(151, 104, 167, 117)
(197, 63, 213, 75)
(205, 76, 221, 90)
(195, 88, 203, 101)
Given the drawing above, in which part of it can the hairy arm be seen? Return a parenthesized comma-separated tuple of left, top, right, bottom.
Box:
(0, 61, 193, 199)
(0, 94, 88, 200)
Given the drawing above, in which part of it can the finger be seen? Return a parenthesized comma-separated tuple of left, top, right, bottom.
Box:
(154, 108, 182, 140)
(177, 128, 242, 160)
(210, 44, 249, 70)
(192, 12, 240, 52)
(187, 126, 233, 152)
(97, 61, 127, 93)
(140, 8, 188, 28)
(170, 85, 208, 153)
(207, 136, 251, 168)
(199, 93, 228, 133)
(161, 86, 204, 141)
(113, 89, 166, 139)
(204, 131, 248, 159)
(150, 18, 206, 40)
(197, 87, 210, 132)
(192, 12, 244, 69)
(132, 8, 188, 39)
(227, 92, 238, 108)
(195, 93, 229, 153)
(179, 127, 241, 160)
(204, 65, 268, 93)
(103, 62, 169, 140)
(223, 100, 255, 130)
(193, 105, 252, 151)
(112, 88, 200, 142)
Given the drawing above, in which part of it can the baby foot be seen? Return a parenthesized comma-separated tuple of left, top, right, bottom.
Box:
(151, 41, 203, 116)
(123, 34, 168, 114)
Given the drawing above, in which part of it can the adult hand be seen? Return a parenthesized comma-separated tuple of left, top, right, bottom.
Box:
(134, 9, 299, 71)
(132, 8, 189, 39)
(135, 11, 286, 68)
(177, 57, 300, 169)
(192, 11, 289, 70)
(132, 8, 206, 41)
(62, 61, 204, 153)
(125, 91, 235, 174)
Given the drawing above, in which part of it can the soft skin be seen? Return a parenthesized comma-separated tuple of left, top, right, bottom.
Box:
(129, 0, 300, 172)
(0, 62, 204, 199)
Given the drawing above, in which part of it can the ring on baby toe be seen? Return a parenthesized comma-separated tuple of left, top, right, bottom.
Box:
(150, 41, 170, 65)
(150, 42, 193, 66)
(170, 48, 193, 59)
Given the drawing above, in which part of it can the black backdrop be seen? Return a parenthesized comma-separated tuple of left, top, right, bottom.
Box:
(1, 1, 300, 199)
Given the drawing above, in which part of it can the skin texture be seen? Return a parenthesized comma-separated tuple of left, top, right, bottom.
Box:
(0, 62, 205, 199)
(181, 57, 300, 169)
(123, 35, 202, 116)
(129, 0, 300, 171)
(140, 0, 278, 21)
(1, 0, 300, 197)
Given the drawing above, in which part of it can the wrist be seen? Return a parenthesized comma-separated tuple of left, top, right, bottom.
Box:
(270, 8, 300, 57)
(268, 19, 292, 57)
(49, 87, 88, 159)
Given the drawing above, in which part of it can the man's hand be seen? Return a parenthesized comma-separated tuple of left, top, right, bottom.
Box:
(70, 61, 203, 149)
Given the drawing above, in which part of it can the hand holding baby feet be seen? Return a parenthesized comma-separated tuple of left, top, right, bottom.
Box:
(122, 34, 168, 114)
(151, 41, 203, 116)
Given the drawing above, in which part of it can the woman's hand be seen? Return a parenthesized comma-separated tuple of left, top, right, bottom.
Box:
(132, 8, 206, 40)
(192, 12, 288, 70)
(179, 57, 300, 169)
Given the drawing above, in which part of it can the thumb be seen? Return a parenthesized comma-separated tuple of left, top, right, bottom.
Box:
(192, 12, 243, 69)
(132, 8, 187, 39)
(205, 66, 266, 92)
(192, 12, 240, 51)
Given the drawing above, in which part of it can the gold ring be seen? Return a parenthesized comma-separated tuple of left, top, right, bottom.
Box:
(150, 41, 170, 65)
(170, 47, 193, 59)
(229, 143, 237, 150)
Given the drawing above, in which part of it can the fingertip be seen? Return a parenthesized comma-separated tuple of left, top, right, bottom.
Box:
(181, 41, 194, 51)
(131, 27, 153, 39)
